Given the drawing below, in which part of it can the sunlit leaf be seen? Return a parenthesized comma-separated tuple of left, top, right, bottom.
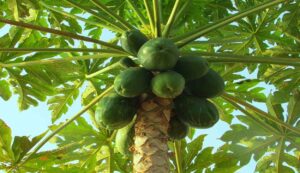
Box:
(0, 119, 14, 161)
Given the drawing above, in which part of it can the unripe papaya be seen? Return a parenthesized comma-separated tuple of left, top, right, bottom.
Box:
(174, 56, 209, 81)
(114, 67, 153, 97)
(119, 57, 137, 68)
(187, 69, 225, 98)
(95, 92, 138, 130)
(151, 71, 185, 98)
(174, 95, 219, 128)
(121, 30, 148, 55)
(168, 115, 189, 140)
(115, 117, 135, 155)
(138, 38, 180, 71)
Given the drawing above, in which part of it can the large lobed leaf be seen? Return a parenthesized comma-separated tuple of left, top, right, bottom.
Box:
(220, 90, 300, 172)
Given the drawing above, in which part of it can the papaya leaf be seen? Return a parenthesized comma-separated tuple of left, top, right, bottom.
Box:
(0, 121, 47, 170)
(5, 51, 84, 111)
(266, 93, 284, 121)
(220, 92, 300, 172)
(7, 0, 19, 21)
(20, 118, 108, 172)
(0, 27, 25, 62)
(47, 82, 82, 122)
(187, 147, 214, 173)
(287, 89, 300, 126)
(262, 66, 300, 97)
(11, 131, 48, 164)
(12, 136, 32, 163)
(278, 1, 300, 41)
(210, 97, 235, 124)
(183, 135, 206, 165)
(172, 135, 214, 173)
(0, 119, 14, 162)
(49, 117, 105, 146)
(80, 149, 98, 172)
(0, 80, 12, 101)
(8, 68, 53, 110)
(226, 79, 266, 102)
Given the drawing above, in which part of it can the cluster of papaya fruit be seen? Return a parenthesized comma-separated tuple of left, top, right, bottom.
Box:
(95, 30, 225, 155)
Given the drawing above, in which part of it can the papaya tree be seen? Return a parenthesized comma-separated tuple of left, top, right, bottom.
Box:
(0, 0, 300, 172)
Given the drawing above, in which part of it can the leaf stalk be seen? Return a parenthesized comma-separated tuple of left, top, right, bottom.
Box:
(181, 51, 300, 66)
(162, 0, 181, 37)
(64, 0, 127, 31)
(0, 18, 125, 52)
(125, 0, 148, 26)
(0, 54, 126, 68)
(90, 0, 134, 30)
(153, 0, 162, 37)
(0, 48, 127, 53)
(39, 2, 123, 33)
(85, 61, 121, 79)
(143, 0, 155, 36)
(221, 93, 300, 136)
(174, 141, 183, 173)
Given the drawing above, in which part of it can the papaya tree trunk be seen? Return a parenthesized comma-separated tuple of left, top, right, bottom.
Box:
(133, 97, 172, 173)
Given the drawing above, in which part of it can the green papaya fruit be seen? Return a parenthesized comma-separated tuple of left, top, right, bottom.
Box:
(114, 67, 153, 97)
(168, 115, 189, 140)
(151, 71, 185, 98)
(174, 56, 209, 81)
(115, 117, 135, 155)
(95, 92, 138, 130)
(137, 38, 179, 71)
(187, 69, 225, 98)
(121, 30, 148, 55)
(174, 95, 219, 128)
(119, 57, 137, 68)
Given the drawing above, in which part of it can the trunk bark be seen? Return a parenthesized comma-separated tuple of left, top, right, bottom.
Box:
(133, 97, 172, 173)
